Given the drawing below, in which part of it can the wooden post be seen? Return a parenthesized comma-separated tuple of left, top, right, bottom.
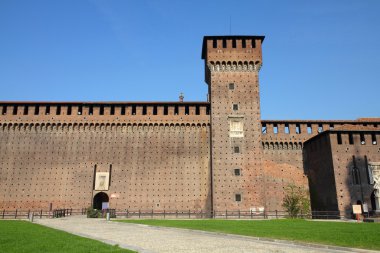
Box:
(2, 209, 4, 219)
(238, 210, 240, 219)
(225, 210, 228, 219)
(138, 209, 141, 219)
(188, 210, 190, 219)
(40, 210, 42, 219)
(15, 209, 18, 219)
(276, 210, 278, 219)
(163, 209, 166, 219)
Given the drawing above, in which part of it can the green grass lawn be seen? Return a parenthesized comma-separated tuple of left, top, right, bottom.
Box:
(0, 220, 135, 253)
(117, 219, 380, 250)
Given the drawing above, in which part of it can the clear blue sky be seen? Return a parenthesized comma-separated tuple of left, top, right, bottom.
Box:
(0, 0, 379, 120)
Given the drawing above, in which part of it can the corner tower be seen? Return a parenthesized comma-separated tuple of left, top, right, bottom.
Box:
(202, 35, 265, 211)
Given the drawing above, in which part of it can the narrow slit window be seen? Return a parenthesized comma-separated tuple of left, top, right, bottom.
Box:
(296, 124, 301, 134)
(121, 106, 126, 115)
(232, 39, 236, 48)
(2, 106, 7, 115)
(360, 133, 365, 145)
(153, 106, 157, 115)
(349, 133, 354, 145)
(372, 134, 377, 145)
(163, 105, 168, 115)
(89, 106, 93, 115)
(273, 124, 278, 134)
(285, 124, 290, 134)
(99, 106, 104, 115)
(242, 39, 246, 48)
(251, 39, 256, 48)
(132, 105, 136, 115)
(212, 39, 217, 48)
(142, 106, 147, 115)
(195, 105, 200, 115)
(45, 106, 50, 115)
(222, 39, 227, 48)
(185, 106, 189, 115)
(318, 124, 323, 133)
(205, 106, 210, 115)
(23, 106, 28, 115)
(110, 106, 115, 115)
(174, 105, 179, 115)
(262, 124, 267, 134)
(337, 133, 342, 144)
(34, 106, 39, 115)
(307, 124, 312, 134)
(12, 106, 18, 115)
(235, 194, 241, 202)
(67, 106, 72, 115)
(56, 106, 61, 115)
(78, 106, 82, 115)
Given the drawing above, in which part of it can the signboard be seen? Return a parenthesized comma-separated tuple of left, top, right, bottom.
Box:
(352, 205, 362, 214)
(95, 172, 110, 191)
(102, 202, 109, 210)
(362, 203, 369, 213)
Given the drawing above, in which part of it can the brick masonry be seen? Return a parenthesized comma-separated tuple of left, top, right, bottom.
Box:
(0, 35, 379, 214)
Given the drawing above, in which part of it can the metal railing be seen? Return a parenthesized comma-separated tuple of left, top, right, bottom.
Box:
(0, 208, 372, 220)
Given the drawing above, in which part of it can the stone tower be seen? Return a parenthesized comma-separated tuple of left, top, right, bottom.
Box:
(202, 36, 265, 211)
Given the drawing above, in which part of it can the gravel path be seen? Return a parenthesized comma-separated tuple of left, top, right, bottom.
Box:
(35, 216, 375, 253)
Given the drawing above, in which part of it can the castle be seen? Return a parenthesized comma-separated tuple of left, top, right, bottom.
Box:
(0, 36, 379, 216)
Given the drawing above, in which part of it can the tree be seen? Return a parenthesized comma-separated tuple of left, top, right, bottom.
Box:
(282, 184, 310, 218)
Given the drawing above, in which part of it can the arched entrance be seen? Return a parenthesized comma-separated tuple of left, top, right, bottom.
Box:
(93, 192, 109, 210)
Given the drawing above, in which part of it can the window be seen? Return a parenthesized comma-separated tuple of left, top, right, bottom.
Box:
(296, 124, 301, 134)
(234, 146, 240, 153)
(230, 119, 244, 138)
(23, 106, 28, 115)
(337, 133, 342, 144)
(372, 134, 377, 145)
(360, 133, 365, 145)
(285, 124, 290, 134)
(318, 124, 323, 133)
(235, 194, 241, 202)
(229, 83, 235, 90)
(67, 106, 72, 115)
(1, 106, 7, 115)
(307, 124, 312, 134)
(121, 106, 126, 115)
(99, 106, 104, 115)
(234, 169, 241, 176)
(12, 106, 18, 115)
(89, 106, 93, 115)
(273, 124, 278, 134)
(262, 124, 267, 134)
(110, 106, 115, 115)
(45, 106, 50, 115)
(233, 104, 238, 111)
(56, 106, 61, 115)
(349, 133, 354, 145)
(78, 106, 82, 115)
(34, 106, 39, 115)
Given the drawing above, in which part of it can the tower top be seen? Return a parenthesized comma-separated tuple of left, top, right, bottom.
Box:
(201, 35, 265, 59)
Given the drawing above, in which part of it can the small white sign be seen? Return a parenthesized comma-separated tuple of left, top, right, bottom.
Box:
(352, 205, 362, 214)
(362, 203, 368, 213)
(102, 202, 109, 210)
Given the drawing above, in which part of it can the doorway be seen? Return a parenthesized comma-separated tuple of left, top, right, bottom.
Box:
(93, 192, 109, 210)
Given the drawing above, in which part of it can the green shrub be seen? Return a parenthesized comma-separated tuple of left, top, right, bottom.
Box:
(87, 208, 101, 218)
(282, 184, 310, 218)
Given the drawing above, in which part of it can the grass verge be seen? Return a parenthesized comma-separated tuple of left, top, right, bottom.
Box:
(0, 220, 135, 253)
(117, 219, 380, 250)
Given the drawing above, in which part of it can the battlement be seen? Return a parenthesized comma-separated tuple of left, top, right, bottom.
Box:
(201, 35, 264, 64)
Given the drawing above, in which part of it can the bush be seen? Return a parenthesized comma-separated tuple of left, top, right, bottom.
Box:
(86, 208, 101, 218)
(282, 184, 310, 218)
